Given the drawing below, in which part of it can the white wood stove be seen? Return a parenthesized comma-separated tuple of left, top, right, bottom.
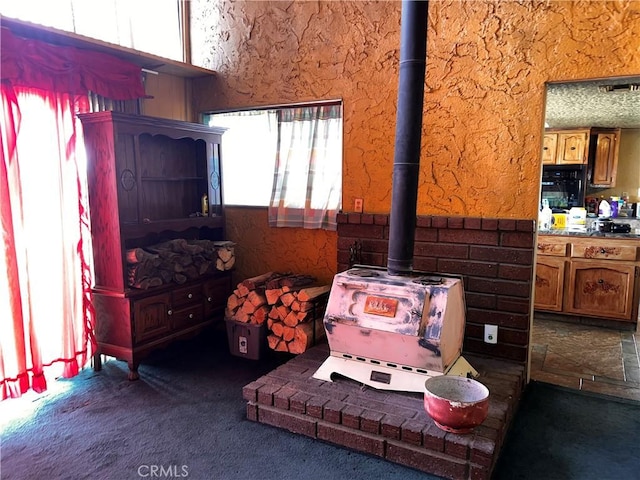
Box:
(313, 2, 478, 393)
(313, 265, 478, 393)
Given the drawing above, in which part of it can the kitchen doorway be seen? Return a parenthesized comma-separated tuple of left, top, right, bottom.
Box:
(532, 76, 640, 402)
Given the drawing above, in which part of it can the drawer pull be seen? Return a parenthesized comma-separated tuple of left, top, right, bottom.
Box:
(189, 313, 194, 319)
(168, 309, 173, 316)
(188, 293, 193, 299)
(598, 279, 604, 284)
(600, 248, 606, 254)
(207, 296, 212, 302)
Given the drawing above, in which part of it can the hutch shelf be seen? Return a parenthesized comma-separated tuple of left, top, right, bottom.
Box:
(79, 111, 231, 379)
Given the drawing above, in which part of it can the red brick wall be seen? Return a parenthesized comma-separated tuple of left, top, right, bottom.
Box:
(336, 213, 535, 364)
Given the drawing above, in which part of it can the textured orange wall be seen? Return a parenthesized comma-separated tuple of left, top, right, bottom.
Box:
(224, 207, 337, 285)
(191, 0, 640, 280)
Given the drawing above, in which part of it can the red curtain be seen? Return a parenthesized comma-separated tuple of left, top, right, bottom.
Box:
(0, 28, 145, 400)
(1, 28, 146, 100)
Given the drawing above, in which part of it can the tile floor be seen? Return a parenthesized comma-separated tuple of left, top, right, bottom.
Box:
(530, 317, 640, 402)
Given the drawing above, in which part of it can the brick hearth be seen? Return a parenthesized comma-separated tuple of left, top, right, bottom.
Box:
(243, 343, 525, 480)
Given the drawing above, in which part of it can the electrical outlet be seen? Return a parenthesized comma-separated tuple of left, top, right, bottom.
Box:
(484, 324, 498, 344)
(354, 198, 363, 213)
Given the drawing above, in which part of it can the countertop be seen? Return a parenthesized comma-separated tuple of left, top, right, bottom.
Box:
(539, 217, 640, 239)
(539, 228, 640, 239)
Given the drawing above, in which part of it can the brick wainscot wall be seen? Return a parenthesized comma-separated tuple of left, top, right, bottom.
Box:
(336, 213, 536, 365)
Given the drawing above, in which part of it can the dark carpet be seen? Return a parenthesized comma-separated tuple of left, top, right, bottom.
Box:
(1, 326, 638, 480)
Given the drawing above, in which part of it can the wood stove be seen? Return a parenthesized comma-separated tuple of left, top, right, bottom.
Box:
(313, 265, 477, 392)
(313, 1, 478, 392)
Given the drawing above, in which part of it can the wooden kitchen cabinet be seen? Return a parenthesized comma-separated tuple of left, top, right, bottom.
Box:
(541, 133, 558, 165)
(80, 112, 232, 379)
(565, 260, 636, 320)
(534, 256, 566, 312)
(534, 237, 569, 311)
(535, 235, 640, 323)
(556, 130, 590, 164)
(542, 129, 590, 165)
(589, 129, 620, 187)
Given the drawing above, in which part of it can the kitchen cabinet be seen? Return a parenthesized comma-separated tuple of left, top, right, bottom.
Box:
(534, 237, 569, 311)
(535, 235, 639, 323)
(565, 260, 636, 320)
(541, 133, 559, 165)
(543, 129, 590, 164)
(79, 111, 232, 379)
(589, 129, 620, 187)
(555, 130, 590, 164)
(534, 257, 566, 312)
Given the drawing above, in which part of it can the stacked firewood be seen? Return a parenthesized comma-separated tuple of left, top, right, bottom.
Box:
(225, 272, 330, 354)
(126, 239, 235, 289)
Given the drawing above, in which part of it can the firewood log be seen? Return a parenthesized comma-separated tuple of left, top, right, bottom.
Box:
(283, 310, 300, 327)
(226, 294, 242, 312)
(173, 273, 187, 284)
(280, 292, 296, 307)
(247, 290, 267, 308)
(276, 305, 289, 321)
(239, 271, 282, 291)
(217, 247, 234, 263)
(271, 322, 285, 338)
(296, 285, 331, 302)
(291, 300, 315, 313)
(282, 325, 295, 342)
(265, 274, 314, 290)
(265, 288, 283, 305)
(126, 248, 159, 264)
(274, 341, 289, 352)
(241, 300, 257, 316)
(252, 305, 269, 325)
(234, 309, 250, 323)
(267, 334, 282, 350)
(198, 261, 212, 275)
(236, 284, 251, 298)
(288, 320, 326, 354)
(222, 255, 235, 270)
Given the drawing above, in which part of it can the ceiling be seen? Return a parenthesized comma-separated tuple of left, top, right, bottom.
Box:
(544, 76, 640, 129)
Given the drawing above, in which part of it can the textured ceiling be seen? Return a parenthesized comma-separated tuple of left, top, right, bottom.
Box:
(544, 77, 640, 129)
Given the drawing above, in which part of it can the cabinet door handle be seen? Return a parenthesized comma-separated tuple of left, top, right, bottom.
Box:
(207, 296, 212, 302)
(168, 309, 173, 315)
(188, 293, 193, 299)
(570, 146, 576, 150)
(189, 313, 194, 319)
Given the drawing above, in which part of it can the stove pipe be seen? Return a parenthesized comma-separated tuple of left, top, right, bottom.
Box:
(387, 0, 428, 276)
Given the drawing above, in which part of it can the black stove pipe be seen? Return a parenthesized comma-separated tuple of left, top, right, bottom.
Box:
(387, 0, 429, 276)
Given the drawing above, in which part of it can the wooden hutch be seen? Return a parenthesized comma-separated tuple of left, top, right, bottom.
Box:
(80, 111, 231, 379)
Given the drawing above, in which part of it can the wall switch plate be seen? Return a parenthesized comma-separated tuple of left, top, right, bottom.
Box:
(354, 198, 363, 213)
(484, 324, 498, 344)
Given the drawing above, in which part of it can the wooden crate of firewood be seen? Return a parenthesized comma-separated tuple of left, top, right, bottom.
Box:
(225, 271, 330, 355)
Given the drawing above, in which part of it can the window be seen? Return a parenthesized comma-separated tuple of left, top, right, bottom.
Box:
(205, 102, 343, 230)
(206, 110, 278, 207)
(0, 0, 184, 61)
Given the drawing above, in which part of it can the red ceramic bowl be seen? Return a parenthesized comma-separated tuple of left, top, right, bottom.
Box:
(424, 375, 490, 434)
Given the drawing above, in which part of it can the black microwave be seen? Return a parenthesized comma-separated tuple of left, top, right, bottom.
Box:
(540, 165, 586, 211)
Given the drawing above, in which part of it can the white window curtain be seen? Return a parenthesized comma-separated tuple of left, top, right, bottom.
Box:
(268, 105, 342, 230)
